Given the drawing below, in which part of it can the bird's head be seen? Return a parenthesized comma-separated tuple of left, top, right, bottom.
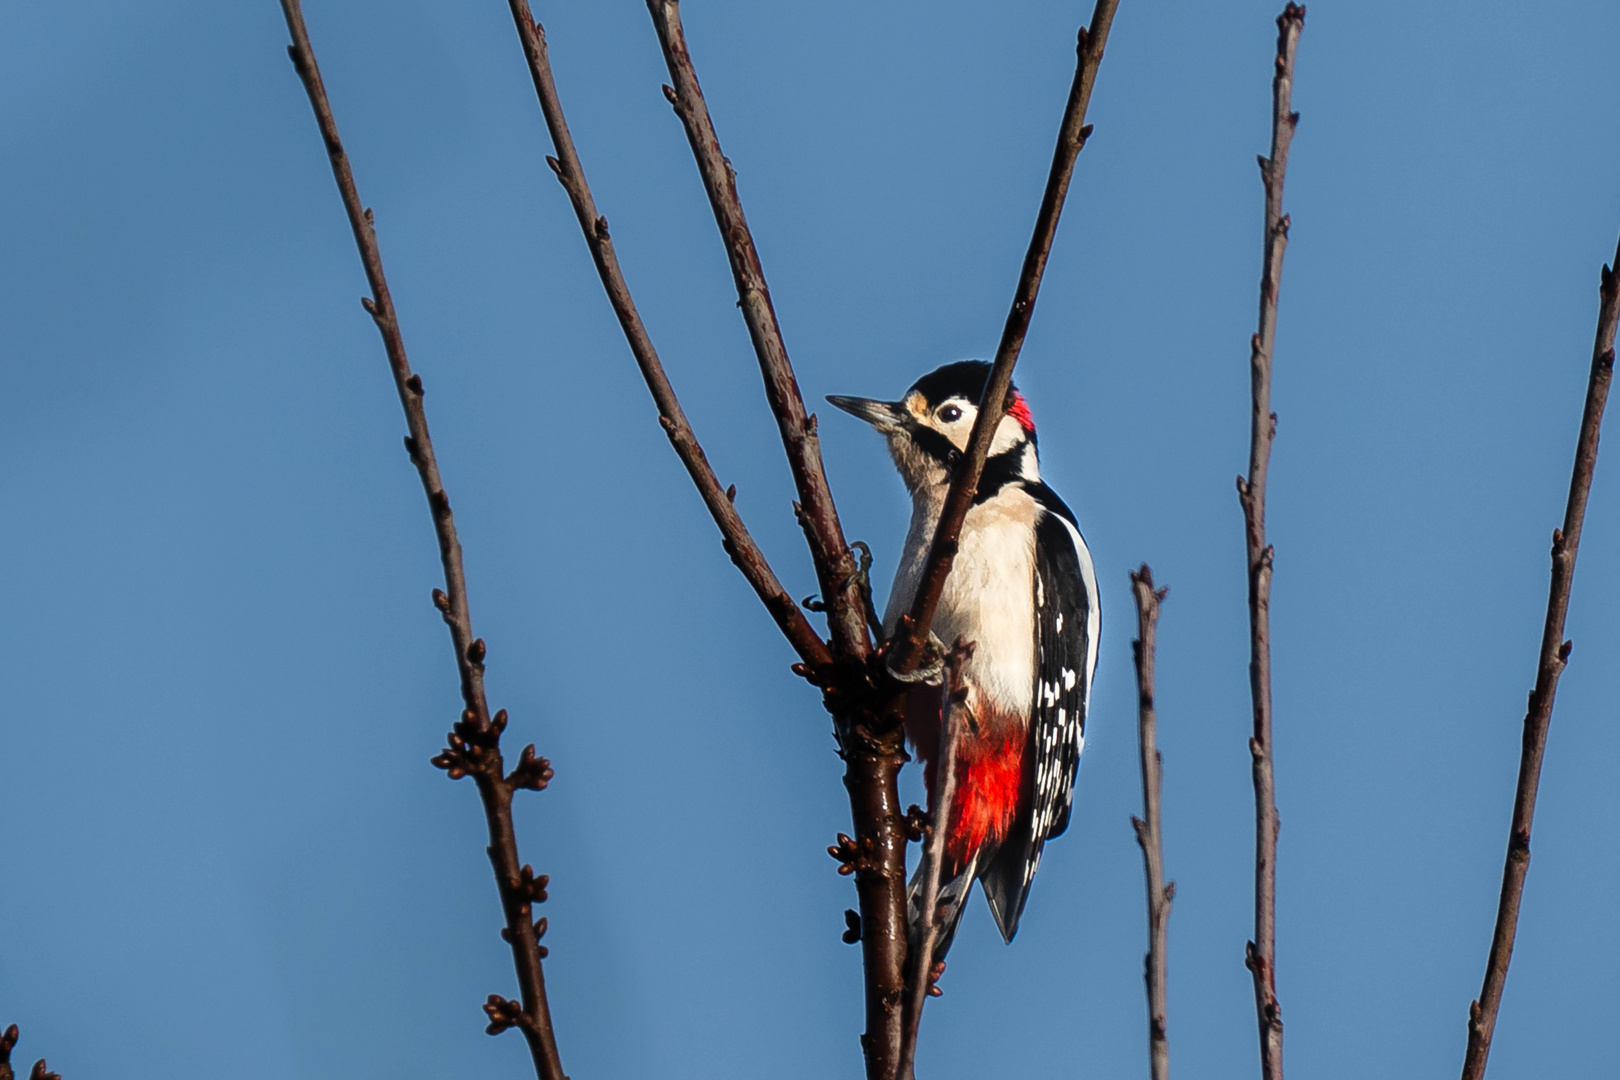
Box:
(828, 360, 1038, 496)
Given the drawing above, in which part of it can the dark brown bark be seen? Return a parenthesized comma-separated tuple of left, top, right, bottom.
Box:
(837, 721, 912, 1080)
(1236, 9, 1303, 1080)
(1130, 567, 1173, 1080)
(501, 1, 832, 672)
(887, 0, 1120, 680)
(644, 0, 872, 663)
(279, 4, 566, 1077)
(896, 641, 973, 1080)
(1458, 238, 1620, 1080)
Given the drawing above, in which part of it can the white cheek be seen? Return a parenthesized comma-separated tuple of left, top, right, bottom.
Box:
(988, 415, 1026, 456)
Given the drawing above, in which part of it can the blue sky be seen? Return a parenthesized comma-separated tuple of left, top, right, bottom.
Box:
(3, 1, 1619, 1077)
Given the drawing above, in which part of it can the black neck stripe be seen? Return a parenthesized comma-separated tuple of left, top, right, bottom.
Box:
(972, 446, 1026, 505)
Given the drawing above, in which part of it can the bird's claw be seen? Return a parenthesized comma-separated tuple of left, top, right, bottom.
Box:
(886, 631, 946, 685)
(847, 541, 884, 636)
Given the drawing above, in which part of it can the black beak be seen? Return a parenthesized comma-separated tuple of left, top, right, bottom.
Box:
(826, 395, 906, 433)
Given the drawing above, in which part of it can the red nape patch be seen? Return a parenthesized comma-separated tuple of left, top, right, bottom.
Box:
(1006, 391, 1036, 432)
(945, 730, 1025, 866)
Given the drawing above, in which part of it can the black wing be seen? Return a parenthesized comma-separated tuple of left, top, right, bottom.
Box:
(981, 481, 1098, 942)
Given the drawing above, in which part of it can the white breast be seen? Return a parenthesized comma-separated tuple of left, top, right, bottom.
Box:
(883, 486, 1039, 719)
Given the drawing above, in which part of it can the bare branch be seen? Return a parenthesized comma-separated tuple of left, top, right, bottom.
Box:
(1130, 566, 1173, 1080)
(1237, 9, 1303, 1080)
(1458, 235, 1620, 1080)
(888, 0, 1120, 678)
(0, 1025, 57, 1080)
(278, 4, 566, 1077)
(644, 0, 871, 660)
(897, 639, 974, 1080)
(501, 2, 832, 672)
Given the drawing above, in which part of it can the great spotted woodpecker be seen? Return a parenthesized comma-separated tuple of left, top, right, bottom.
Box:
(829, 360, 1100, 964)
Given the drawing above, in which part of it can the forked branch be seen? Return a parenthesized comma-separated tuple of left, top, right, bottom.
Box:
(645, 0, 871, 661)
(1237, 9, 1304, 1080)
(1130, 567, 1173, 1080)
(501, 0, 832, 672)
(495, 5, 1122, 1077)
(1458, 234, 1620, 1080)
(279, 4, 565, 1077)
(888, 0, 1120, 678)
(499, 6, 907, 1075)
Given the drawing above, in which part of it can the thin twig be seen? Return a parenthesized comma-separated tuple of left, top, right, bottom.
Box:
(501, 1, 831, 672)
(0, 1026, 58, 1080)
(1458, 235, 1620, 1080)
(644, 0, 871, 661)
(1237, 9, 1303, 1080)
(279, 5, 566, 1078)
(1130, 567, 1173, 1080)
(896, 639, 973, 1080)
(887, 0, 1120, 679)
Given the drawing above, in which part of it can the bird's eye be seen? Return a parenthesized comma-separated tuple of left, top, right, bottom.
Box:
(939, 405, 962, 423)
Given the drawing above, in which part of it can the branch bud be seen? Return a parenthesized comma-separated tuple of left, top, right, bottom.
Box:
(430, 746, 470, 780)
(482, 994, 527, 1036)
(508, 744, 555, 791)
(904, 805, 929, 843)
(513, 864, 550, 904)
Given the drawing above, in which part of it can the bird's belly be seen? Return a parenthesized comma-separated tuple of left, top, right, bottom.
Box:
(932, 504, 1037, 721)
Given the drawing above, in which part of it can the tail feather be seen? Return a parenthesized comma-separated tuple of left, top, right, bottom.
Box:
(981, 807, 1039, 943)
(906, 849, 984, 971)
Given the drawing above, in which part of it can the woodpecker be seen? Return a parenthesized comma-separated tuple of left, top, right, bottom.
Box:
(828, 360, 1100, 964)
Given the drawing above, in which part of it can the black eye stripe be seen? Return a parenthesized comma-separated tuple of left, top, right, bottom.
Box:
(911, 427, 960, 466)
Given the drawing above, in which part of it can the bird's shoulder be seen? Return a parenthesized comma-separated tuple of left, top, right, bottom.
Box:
(1017, 479, 1079, 530)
